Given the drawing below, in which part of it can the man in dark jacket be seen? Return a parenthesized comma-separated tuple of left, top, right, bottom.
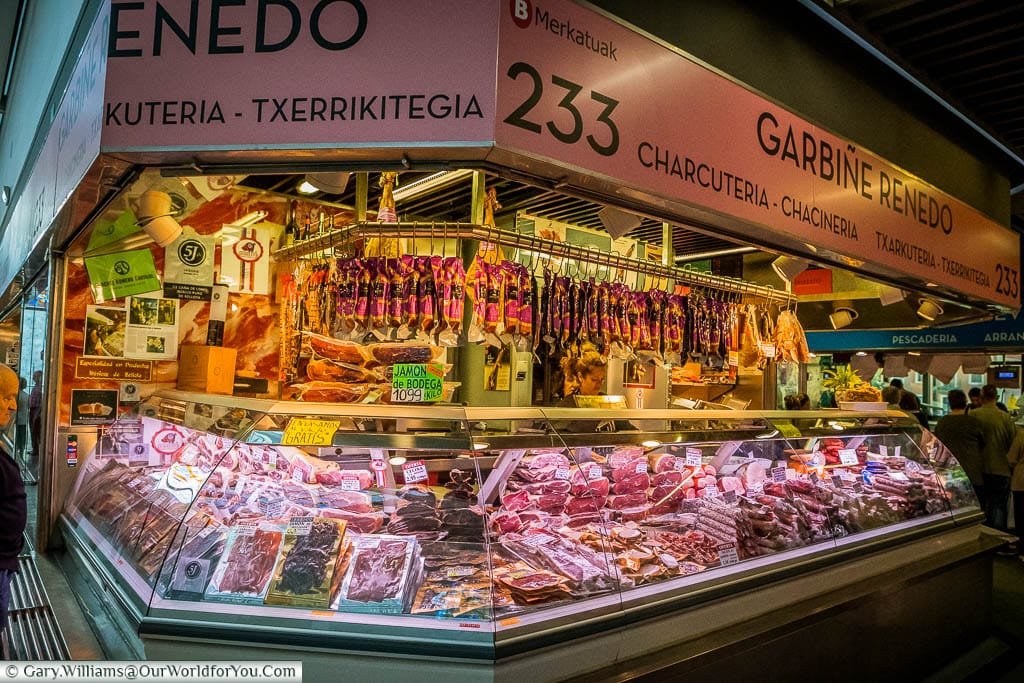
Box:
(0, 364, 25, 655)
(934, 389, 985, 505)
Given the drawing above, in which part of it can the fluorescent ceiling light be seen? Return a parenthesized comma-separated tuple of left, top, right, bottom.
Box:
(392, 169, 474, 202)
(297, 180, 318, 194)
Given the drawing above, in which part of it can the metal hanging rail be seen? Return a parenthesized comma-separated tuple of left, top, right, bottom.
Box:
(273, 220, 795, 303)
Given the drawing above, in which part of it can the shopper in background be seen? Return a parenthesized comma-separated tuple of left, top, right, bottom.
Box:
(784, 393, 810, 410)
(898, 391, 929, 428)
(967, 387, 982, 413)
(0, 365, 26, 659)
(1005, 426, 1024, 561)
(559, 344, 607, 400)
(972, 384, 1016, 533)
(934, 389, 986, 506)
(882, 386, 901, 408)
(15, 378, 28, 464)
(27, 369, 41, 478)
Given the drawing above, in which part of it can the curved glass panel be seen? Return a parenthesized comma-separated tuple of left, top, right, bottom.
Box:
(61, 399, 979, 642)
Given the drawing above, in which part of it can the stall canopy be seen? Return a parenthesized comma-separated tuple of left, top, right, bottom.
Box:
(4, 0, 1019, 312)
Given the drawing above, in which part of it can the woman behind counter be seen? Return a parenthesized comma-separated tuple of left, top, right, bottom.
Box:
(554, 344, 634, 432)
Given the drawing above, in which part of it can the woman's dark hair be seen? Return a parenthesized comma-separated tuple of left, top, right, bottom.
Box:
(898, 392, 921, 411)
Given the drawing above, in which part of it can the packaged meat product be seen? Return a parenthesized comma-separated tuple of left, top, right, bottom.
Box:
(292, 381, 374, 403)
(318, 507, 384, 534)
(318, 489, 373, 513)
(305, 358, 380, 383)
(205, 522, 285, 604)
(306, 334, 369, 365)
(417, 256, 437, 334)
(367, 343, 442, 365)
(387, 257, 409, 328)
(335, 535, 418, 613)
(265, 517, 348, 608)
(316, 469, 373, 490)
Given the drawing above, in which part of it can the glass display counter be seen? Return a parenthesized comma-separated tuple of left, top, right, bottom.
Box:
(60, 391, 980, 660)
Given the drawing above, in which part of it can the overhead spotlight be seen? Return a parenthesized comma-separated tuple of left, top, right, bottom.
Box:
(878, 286, 905, 307)
(135, 190, 183, 247)
(299, 172, 351, 195)
(829, 304, 859, 330)
(597, 206, 643, 239)
(916, 298, 944, 321)
(772, 255, 809, 282)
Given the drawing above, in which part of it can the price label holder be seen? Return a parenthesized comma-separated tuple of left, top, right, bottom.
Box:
(588, 464, 603, 479)
(889, 472, 909, 481)
(685, 447, 702, 467)
(402, 459, 429, 484)
(718, 545, 739, 566)
(391, 363, 445, 403)
(878, 444, 889, 457)
(340, 475, 362, 491)
(370, 448, 389, 488)
(808, 471, 819, 484)
(746, 480, 764, 496)
(831, 474, 844, 488)
(838, 449, 859, 466)
(723, 490, 738, 504)
(555, 466, 570, 480)
(771, 466, 788, 483)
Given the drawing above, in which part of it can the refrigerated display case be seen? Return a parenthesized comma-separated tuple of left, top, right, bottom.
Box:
(60, 391, 984, 677)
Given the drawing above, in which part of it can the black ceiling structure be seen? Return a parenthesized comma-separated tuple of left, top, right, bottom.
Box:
(806, 0, 1024, 232)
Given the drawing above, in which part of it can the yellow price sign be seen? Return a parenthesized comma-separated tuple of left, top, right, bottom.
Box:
(281, 418, 341, 446)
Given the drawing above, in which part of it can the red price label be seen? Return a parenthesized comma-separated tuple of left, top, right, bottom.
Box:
(402, 460, 429, 484)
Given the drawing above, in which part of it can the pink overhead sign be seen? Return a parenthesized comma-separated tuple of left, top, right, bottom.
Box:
(101, 0, 498, 149)
(494, 0, 1020, 307)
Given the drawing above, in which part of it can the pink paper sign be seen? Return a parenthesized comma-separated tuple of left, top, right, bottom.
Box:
(102, 0, 498, 149)
(494, 0, 1019, 307)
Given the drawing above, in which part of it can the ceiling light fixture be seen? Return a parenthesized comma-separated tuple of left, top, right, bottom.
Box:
(135, 190, 183, 247)
(297, 180, 318, 194)
(771, 255, 809, 282)
(391, 169, 474, 202)
(829, 305, 859, 330)
(917, 298, 944, 321)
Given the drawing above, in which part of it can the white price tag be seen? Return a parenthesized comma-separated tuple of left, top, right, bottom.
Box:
(878, 444, 889, 457)
(235, 521, 258, 537)
(685, 447, 702, 467)
(838, 449, 859, 466)
(771, 466, 787, 483)
(894, 446, 902, 458)
(906, 460, 923, 473)
(291, 467, 306, 484)
(889, 472, 909, 481)
(288, 516, 313, 536)
(258, 497, 284, 518)
(746, 480, 764, 495)
(758, 342, 777, 358)
(555, 466, 570, 481)
(704, 485, 720, 498)
(634, 461, 649, 474)
(718, 545, 739, 566)
(402, 460, 429, 484)
(523, 533, 555, 547)
(672, 458, 688, 471)
(588, 464, 603, 479)
(340, 476, 361, 491)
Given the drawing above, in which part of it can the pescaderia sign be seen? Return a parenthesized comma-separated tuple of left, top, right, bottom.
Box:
(100, 0, 1019, 307)
(806, 313, 1024, 351)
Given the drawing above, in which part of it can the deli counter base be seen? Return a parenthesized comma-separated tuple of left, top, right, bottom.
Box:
(129, 523, 996, 683)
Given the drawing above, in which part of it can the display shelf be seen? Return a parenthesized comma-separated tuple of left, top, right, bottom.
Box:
(60, 392, 979, 660)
